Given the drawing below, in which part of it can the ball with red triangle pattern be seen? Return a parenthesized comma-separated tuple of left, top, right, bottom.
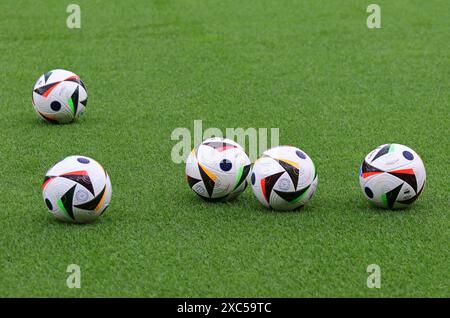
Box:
(251, 146, 318, 211)
(32, 69, 87, 124)
(42, 156, 112, 223)
(359, 144, 426, 209)
(185, 137, 251, 202)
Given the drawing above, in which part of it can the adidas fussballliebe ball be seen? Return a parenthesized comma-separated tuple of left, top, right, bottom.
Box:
(251, 146, 318, 211)
(42, 156, 112, 223)
(185, 137, 251, 201)
(32, 69, 87, 124)
(359, 144, 426, 209)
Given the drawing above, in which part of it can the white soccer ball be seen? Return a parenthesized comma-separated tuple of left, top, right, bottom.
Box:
(185, 137, 251, 202)
(42, 156, 112, 223)
(359, 143, 426, 209)
(32, 69, 87, 124)
(251, 146, 318, 211)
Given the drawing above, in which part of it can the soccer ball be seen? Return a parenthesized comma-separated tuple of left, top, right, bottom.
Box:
(185, 137, 251, 201)
(359, 144, 426, 209)
(32, 69, 87, 124)
(42, 156, 112, 223)
(251, 146, 318, 211)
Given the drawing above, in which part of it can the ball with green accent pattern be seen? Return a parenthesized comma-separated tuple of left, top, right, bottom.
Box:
(32, 69, 87, 124)
(359, 143, 426, 209)
(185, 137, 251, 202)
(251, 146, 318, 211)
(42, 156, 112, 223)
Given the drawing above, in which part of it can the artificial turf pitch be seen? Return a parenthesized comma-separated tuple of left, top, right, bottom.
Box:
(0, 0, 449, 297)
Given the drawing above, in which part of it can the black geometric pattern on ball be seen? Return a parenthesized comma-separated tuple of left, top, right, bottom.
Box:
(75, 186, 106, 211)
(70, 86, 79, 114)
(65, 77, 86, 91)
(398, 183, 425, 205)
(198, 165, 215, 198)
(274, 184, 310, 202)
(61, 173, 95, 195)
(61, 185, 77, 220)
(385, 183, 403, 209)
(262, 171, 285, 204)
(388, 171, 417, 192)
(371, 144, 391, 162)
(186, 175, 201, 188)
(275, 160, 299, 189)
(234, 164, 251, 190)
(44, 71, 53, 83)
(34, 82, 61, 96)
(361, 160, 383, 174)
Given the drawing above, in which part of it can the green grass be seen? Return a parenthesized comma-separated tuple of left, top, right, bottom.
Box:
(0, 0, 449, 297)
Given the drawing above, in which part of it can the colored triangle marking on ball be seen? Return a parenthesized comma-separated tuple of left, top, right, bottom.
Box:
(398, 183, 424, 205)
(60, 171, 95, 196)
(34, 82, 62, 97)
(44, 71, 53, 83)
(261, 171, 285, 204)
(198, 164, 216, 197)
(371, 144, 391, 162)
(234, 164, 251, 190)
(389, 168, 414, 175)
(42, 176, 56, 190)
(69, 86, 79, 115)
(361, 160, 384, 178)
(275, 159, 299, 188)
(186, 175, 201, 188)
(74, 186, 106, 211)
(274, 184, 310, 203)
(276, 158, 299, 169)
(58, 185, 77, 221)
(388, 170, 417, 192)
(384, 183, 403, 209)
